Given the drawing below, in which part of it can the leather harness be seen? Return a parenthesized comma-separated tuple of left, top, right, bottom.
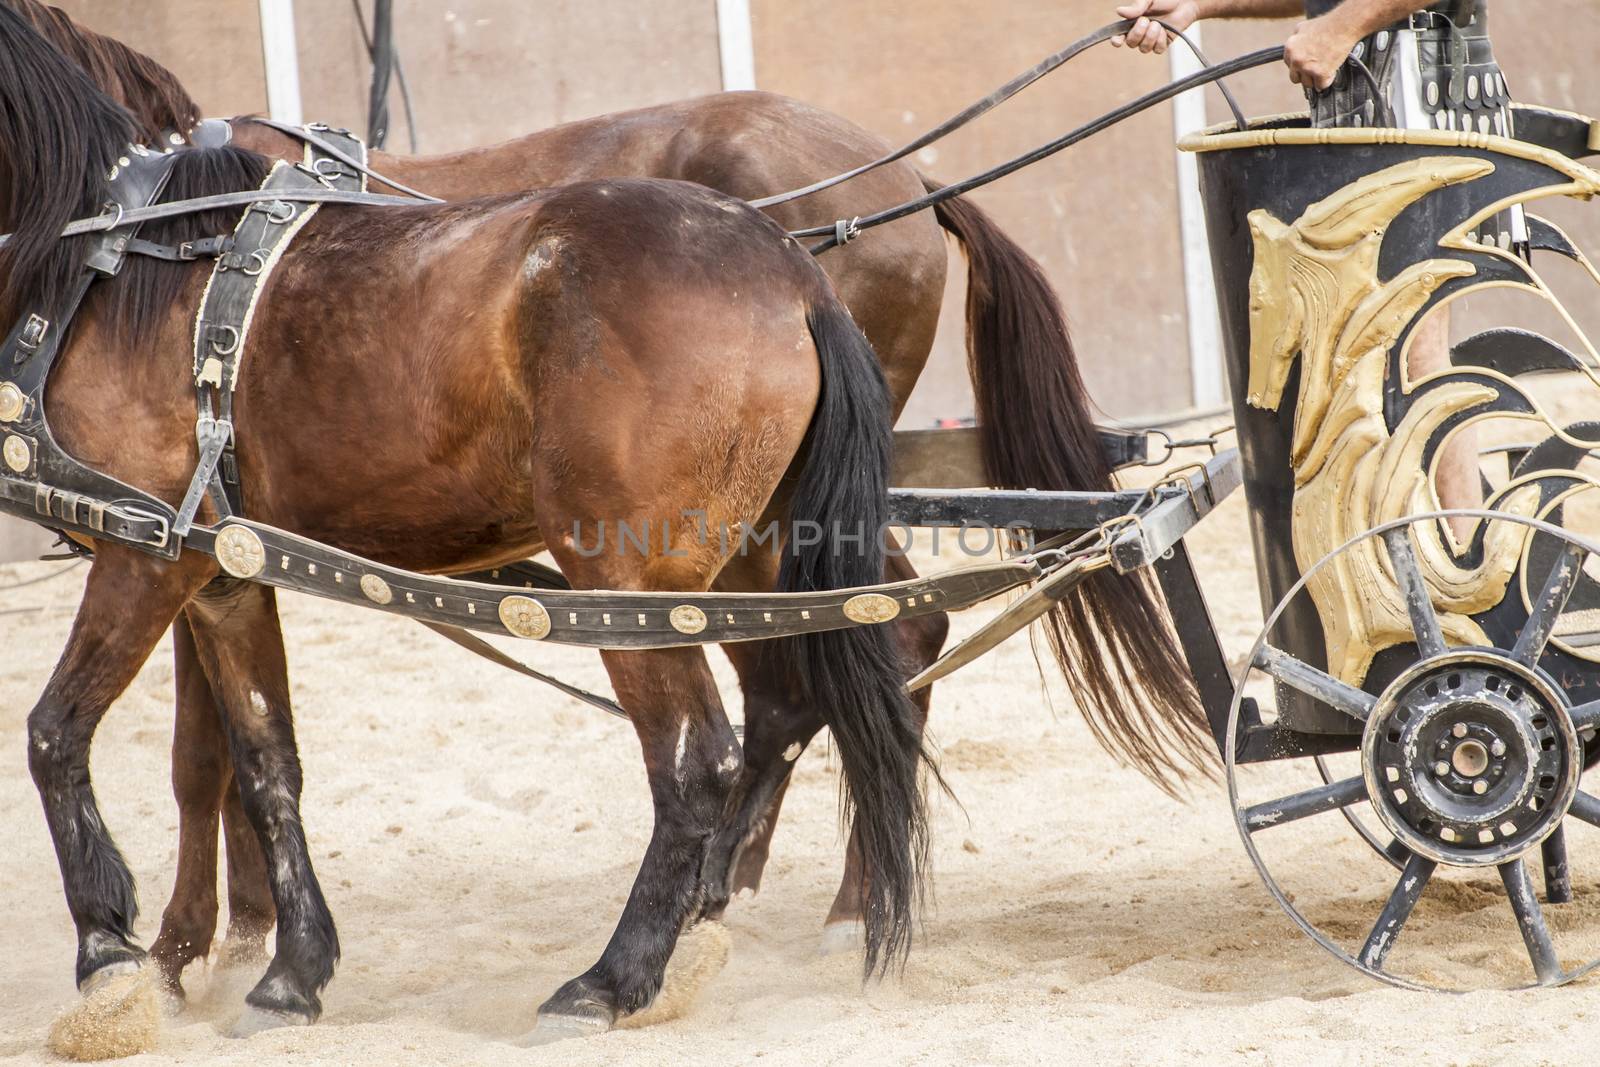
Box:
(0, 119, 1070, 660)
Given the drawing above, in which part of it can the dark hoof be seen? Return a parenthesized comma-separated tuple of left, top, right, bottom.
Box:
(228, 1005, 313, 1039)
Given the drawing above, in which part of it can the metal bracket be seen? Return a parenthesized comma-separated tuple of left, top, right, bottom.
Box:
(172, 415, 233, 536)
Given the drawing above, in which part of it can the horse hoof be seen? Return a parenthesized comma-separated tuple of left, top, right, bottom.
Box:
(48, 966, 161, 1061)
(518, 1011, 611, 1046)
(817, 920, 866, 957)
(77, 960, 142, 998)
(227, 1006, 311, 1039)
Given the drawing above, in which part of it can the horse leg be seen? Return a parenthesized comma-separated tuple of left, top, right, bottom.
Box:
(531, 645, 742, 1041)
(148, 615, 229, 996)
(183, 579, 337, 1034)
(27, 546, 213, 993)
(700, 552, 949, 944)
(149, 603, 279, 996)
(219, 765, 276, 963)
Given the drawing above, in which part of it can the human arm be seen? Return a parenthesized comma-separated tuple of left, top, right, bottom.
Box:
(1112, 0, 1302, 55)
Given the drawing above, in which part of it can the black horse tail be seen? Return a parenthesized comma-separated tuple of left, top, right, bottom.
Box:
(926, 176, 1213, 793)
(773, 294, 930, 977)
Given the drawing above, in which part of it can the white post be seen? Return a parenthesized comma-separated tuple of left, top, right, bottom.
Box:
(715, 0, 757, 92)
(257, 0, 304, 125)
(1168, 30, 1225, 411)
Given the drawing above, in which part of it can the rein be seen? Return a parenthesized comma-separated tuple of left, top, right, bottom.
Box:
(749, 18, 1246, 211)
(793, 45, 1286, 253)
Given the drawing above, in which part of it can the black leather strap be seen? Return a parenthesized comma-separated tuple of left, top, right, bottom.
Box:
(122, 235, 233, 262)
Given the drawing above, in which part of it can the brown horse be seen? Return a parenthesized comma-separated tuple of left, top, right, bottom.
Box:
(2, 3, 935, 1037)
(14, 0, 1210, 996)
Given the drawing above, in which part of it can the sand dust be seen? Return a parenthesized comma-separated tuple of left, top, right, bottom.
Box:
(43, 970, 160, 1062)
(5, 382, 1600, 1064)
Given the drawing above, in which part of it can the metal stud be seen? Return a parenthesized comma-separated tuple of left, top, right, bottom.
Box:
(359, 574, 393, 605)
(843, 593, 901, 624)
(668, 604, 707, 630)
(214, 525, 266, 578)
(498, 595, 551, 639)
(0, 383, 24, 423)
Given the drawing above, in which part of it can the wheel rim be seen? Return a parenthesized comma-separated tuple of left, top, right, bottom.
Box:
(1226, 509, 1600, 991)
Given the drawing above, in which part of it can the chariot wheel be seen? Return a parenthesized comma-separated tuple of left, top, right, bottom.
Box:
(1227, 510, 1600, 990)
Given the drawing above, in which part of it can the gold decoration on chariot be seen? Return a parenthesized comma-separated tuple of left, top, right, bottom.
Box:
(0, 383, 24, 423)
(214, 524, 266, 578)
(359, 574, 393, 605)
(498, 594, 551, 639)
(842, 592, 900, 624)
(1245, 157, 1539, 685)
(2, 434, 28, 472)
(670, 604, 708, 634)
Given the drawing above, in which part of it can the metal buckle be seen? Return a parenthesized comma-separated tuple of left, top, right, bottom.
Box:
(121, 506, 171, 549)
(240, 250, 269, 276)
(16, 314, 49, 353)
(250, 199, 298, 224)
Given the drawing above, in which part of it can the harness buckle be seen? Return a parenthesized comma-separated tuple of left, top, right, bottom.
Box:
(249, 199, 298, 224)
(16, 314, 49, 353)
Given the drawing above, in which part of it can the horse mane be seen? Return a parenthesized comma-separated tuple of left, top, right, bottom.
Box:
(0, 4, 268, 344)
(3, 0, 200, 142)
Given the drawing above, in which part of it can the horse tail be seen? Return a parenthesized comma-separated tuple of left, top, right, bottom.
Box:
(926, 177, 1213, 793)
(772, 292, 930, 977)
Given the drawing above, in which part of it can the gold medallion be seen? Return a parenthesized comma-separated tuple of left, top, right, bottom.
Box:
(215, 525, 266, 578)
(498, 595, 551, 639)
(2, 434, 28, 473)
(670, 605, 708, 634)
(842, 593, 900, 625)
(0, 383, 24, 423)
(359, 574, 393, 605)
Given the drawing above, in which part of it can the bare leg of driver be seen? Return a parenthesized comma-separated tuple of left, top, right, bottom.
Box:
(1408, 309, 1479, 541)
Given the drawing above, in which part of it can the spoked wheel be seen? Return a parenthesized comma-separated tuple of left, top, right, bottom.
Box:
(1228, 510, 1600, 990)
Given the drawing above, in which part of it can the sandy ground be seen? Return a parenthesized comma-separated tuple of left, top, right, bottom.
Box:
(6, 412, 1600, 1065)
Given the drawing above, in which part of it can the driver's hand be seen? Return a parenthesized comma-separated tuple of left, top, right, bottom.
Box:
(1111, 0, 1201, 55)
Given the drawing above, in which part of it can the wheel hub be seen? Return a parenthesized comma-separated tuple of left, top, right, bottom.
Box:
(1362, 652, 1580, 866)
